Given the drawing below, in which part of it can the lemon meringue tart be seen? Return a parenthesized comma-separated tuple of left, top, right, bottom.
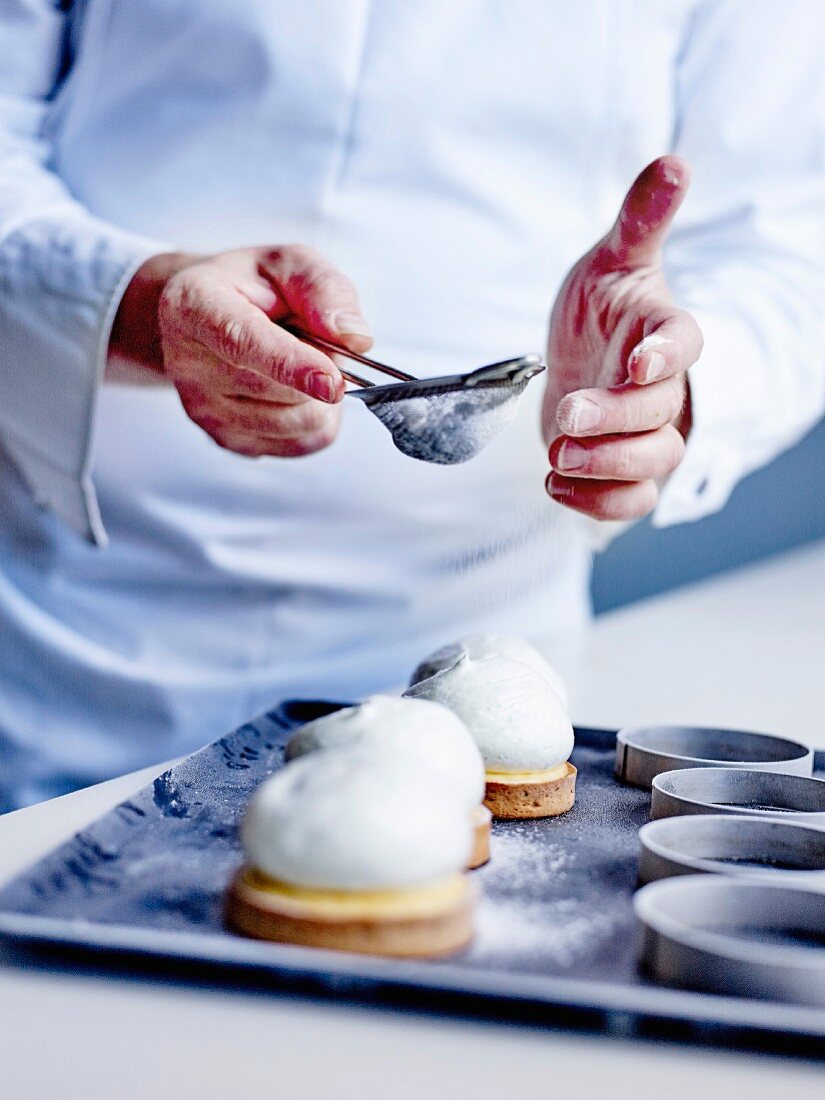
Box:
(406, 653, 576, 819)
(227, 749, 476, 957)
(286, 696, 491, 868)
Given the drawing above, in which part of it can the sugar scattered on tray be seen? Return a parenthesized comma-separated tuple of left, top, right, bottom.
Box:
(472, 895, 620, 969)
(484, 829, 571, 894)
(467, 820, 623, 970)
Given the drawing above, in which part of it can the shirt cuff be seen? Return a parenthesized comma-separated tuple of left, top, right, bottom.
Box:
(0, 216, 166, 545)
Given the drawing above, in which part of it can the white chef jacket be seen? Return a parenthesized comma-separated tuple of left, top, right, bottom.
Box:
(0, 0, 823, 808)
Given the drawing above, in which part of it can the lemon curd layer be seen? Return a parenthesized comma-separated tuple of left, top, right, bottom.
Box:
(485, 763, 569, 784)
(244, 868, 467, 919)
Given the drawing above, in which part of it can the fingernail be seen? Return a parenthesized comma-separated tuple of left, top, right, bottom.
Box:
(558, 396, 602, 434)
(547, 477, 573, 499)
(332, 310, 371, 337)
(556, 442, 588, 472)
(645, 351, 666, 382)
(308, 371, 336, 403)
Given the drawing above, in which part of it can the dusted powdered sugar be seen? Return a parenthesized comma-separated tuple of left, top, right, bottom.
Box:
(365, 387, 521, 464)
(241, 748, 473, 889)
(405, 654, 574, 772)
(469, 822, 621, 969)
(409, 632, 568, 706)
(285, 695, 485, 809)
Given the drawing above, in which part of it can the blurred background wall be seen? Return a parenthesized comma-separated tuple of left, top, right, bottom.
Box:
(591, 416, 825, 613)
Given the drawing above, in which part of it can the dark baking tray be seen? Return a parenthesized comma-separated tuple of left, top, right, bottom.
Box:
(1, 699, 824, 1058)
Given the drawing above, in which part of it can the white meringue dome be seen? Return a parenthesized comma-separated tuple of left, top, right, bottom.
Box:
(410, 633, 568, 706)
(241, 749, 473, 889)
(285, 695, 485, 809)
(405, 654, 574, 773)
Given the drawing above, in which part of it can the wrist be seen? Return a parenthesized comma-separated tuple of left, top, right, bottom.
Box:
(107, 251, 198, 376)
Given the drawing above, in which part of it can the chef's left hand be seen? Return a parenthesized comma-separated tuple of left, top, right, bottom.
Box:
(544, 156, 703, 521)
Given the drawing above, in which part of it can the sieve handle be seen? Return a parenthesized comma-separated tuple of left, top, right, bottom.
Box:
(283, 325, 417, 385)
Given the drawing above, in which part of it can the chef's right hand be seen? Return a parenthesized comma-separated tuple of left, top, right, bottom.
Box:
(108, 245, 372, 457)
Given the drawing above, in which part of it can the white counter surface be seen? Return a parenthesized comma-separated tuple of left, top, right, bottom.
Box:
(575, 540, 825, 749)
(2, 541, 824, 1098)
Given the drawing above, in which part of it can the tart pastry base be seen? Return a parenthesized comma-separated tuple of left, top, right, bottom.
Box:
(483, 762, 576, 819)
(226, 869, 474, 958)
(468, 804, 492, 869)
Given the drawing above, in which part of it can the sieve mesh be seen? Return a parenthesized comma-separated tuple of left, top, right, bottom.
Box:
(360, 381, 525, 464)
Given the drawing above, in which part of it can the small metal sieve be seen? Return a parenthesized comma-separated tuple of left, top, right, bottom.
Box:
(292, 328, 545, 464)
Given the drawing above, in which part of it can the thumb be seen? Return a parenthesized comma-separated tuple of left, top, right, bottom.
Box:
(259, 246, 373, 355)
(603, 155, 691, 268)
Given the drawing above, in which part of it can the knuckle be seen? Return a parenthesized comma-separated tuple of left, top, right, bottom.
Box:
(231, 366, 271, 396)
(664, 376, 686, 418)
(611, 444, 634, 480)
(262, 246, 286, 269)
(299, 265, 351, 304)
(214, 316, 254, 364)
(266, 243, 328, 285)
(270, 344, 301, 389)
(607, 398, 638, 435)
(645, 307, 676, 332)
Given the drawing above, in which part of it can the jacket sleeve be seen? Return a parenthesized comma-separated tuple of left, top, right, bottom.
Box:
(0, 1, 164, 545)
(654, 0, 825, 527)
